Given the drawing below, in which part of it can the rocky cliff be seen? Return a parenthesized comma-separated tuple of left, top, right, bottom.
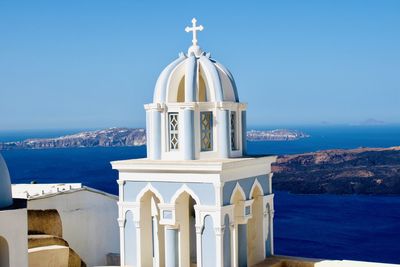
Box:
(0, 128, 146, 150)
(0, 128, 308, 150)
(272, 146, 400, 195)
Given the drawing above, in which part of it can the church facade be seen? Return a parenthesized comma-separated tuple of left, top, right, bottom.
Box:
(112, 18, 276, 267)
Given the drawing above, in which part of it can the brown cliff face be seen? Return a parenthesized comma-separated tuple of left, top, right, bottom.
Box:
(0, 128, 146, 150)
(272, 147, 400, 195)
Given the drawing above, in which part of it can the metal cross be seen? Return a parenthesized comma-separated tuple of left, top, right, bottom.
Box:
(185, 18, 204, 46)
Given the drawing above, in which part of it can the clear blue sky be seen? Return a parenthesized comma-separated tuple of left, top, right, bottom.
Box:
(1, 0, 399, 130)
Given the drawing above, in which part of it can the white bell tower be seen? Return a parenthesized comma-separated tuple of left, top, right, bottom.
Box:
(113, 19, 276, 267)
(146, 18, 247, 161)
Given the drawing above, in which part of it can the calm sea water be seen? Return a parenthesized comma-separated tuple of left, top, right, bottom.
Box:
(1, 125, 400, 264)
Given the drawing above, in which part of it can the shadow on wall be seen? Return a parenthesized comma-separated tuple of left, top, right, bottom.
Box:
(27, 209, 86, 267)
(0, 236, 9, 267)
(28, 210, 62, 236)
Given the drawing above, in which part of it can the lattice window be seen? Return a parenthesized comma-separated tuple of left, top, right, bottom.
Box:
(230, 111, 237, 150)
(168, 113, 179, 150)
(200, 112, 213, 151)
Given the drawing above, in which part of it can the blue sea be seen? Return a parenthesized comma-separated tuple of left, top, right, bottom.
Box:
(1, 125, 400, 264)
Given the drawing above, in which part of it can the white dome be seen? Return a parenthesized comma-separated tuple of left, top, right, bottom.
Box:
(153, 51, 239, 103)
(0, 153, 13, 209)
(145, 19, 247, 160)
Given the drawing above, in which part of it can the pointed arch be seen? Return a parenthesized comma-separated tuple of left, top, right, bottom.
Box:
(136, 183, 165, 204)
(166, 60, 187, 103)
(230, 182, 246, 204)
(249, 179, 264, 199)
(153, 54, 186, 102)
(199, 56, 223, 102)
(247, 180, 265, 265)
(170, 184, 201, 205)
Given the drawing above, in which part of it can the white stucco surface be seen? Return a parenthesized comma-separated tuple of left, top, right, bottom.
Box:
(12, 183, 82, 199)
(13, 184, 119, 267)
(0, 153, 13, 209)
(28, 245, 69, 267)
(0, 207, 28, 267)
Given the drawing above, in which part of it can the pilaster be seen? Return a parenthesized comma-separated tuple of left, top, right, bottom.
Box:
(182, 106, 195, 160)
(117, 217, 125, 266)
(165, 225, 180, 267)
(195, 225, 203, 267)
(215, 226, 225, 267)
(134, 220, 142, 267)
(217, 108, 229, 158)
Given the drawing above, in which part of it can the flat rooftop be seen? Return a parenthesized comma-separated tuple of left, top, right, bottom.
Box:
(111, 156, 277, 172)
(12, 183, 117, 200)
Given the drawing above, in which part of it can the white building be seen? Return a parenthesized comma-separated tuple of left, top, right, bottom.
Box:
(112, 18, 276, 267)
(0, 153, 28, 267)
(12, 183, 120, 267)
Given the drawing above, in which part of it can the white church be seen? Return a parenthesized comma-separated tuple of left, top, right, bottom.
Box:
(111, 18, 276, 267)
(1, 18, 398, 267)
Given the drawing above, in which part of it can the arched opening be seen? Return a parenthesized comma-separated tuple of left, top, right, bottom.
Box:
(247, 185, 264, 266)
(198, 74, 207, 102)
(202, 215, 216, 266)
(177, 76, 185, 102)
(231, 186, 246, 267)
(175, 191, 197, 267)
(198, 65, 215, 102)
(140, 191, 164, 267)
(0, 236, 9, 267)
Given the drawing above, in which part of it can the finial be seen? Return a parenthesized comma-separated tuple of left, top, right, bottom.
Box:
(185, 18, 204, 47)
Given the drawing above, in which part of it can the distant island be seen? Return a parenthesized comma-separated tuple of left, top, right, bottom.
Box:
(0, 128, 146, 150)
(272, 146, 400, 195)
(1, 128, 399, 195)
(247, 129, 309, 141)
(0, 127, 309, 150)
(358, 118, 386, 126)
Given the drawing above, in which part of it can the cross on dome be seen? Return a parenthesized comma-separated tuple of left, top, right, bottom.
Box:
(185, 18, 204, 47)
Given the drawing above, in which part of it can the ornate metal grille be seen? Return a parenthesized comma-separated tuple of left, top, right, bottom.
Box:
(230, 111, 237, 150)
(168, 113, 179, 150)
(200, 112, 213, 151)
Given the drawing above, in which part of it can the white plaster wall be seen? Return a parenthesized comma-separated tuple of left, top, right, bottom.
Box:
(28, 189, 119, 267)
(28, 245, 69, 267)
(0, 208, 28, 267)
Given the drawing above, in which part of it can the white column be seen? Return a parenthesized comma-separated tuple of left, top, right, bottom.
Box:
(165, 225, 179, 267)
(117, 218, 125, 266)
(153, 216, 160, 267)
(231, 223, 238, 267)
(195, 225, 203, 267)
(263, 195, 275, 256)
(117, 180, 125, 201)
(217, 108, 230, 158)
(215, 226, 224, 267)
(116, 180, 125, 266)
(182, 107, 195, 160)
(269, 207, 275, 255)
(135, 220, 142, 267)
